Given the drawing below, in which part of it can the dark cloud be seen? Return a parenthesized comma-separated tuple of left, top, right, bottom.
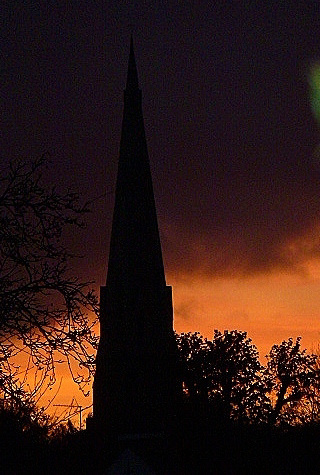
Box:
(2, 2, 320, 281)
(160, 145, 320, 277)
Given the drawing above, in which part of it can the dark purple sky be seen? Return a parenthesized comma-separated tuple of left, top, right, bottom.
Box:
(2, 1, 320, 284)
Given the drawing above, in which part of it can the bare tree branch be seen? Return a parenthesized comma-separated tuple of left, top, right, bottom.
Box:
(0, 155, 99, 401)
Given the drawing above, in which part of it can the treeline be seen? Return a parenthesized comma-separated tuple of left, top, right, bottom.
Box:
(172, 331, 320, 473)
(176, 330, 320, 427)
(1, 330, 320, 473)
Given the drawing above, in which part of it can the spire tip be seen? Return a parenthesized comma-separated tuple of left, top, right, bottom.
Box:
(126, 35, 139, 90)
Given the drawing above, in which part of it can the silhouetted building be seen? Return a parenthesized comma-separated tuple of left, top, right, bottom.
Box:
(92, 38, 177, 439)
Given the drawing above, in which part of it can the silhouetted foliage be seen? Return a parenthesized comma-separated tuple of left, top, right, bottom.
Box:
(176, 331, 320, 427)
(173, 332, 320, 473)
(0, 156, 99, 400)
(0, 387, 83, 475)
(264, 337, 320, 425)
(176, 330, 271, 423)
(0, 393, 50, 442)
(210, 330, 271, 422)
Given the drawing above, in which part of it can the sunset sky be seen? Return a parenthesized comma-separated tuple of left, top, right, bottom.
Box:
(2, 2, 320, 418)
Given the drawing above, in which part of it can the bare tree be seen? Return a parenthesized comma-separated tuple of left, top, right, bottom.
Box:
(0, 156, 99, 400)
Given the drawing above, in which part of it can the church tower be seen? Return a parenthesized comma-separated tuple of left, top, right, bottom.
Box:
(92, 38, 176, 438)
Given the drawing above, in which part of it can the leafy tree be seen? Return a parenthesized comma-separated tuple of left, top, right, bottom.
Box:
(176, 330, 271, 422)
(175, 331, 211, 402)
(265, 337, 320, 425)
(208, 330, 270, 422)
(0, 156, 99, 399)
(300, 345, 320, 423)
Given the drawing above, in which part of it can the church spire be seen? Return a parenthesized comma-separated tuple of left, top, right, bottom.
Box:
(106, 36, 166, 291)
(92, 38, 177, 439)
(126, 35, 139, 90)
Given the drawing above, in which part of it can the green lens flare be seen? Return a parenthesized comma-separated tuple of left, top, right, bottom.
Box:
(308, 63, 320, 124)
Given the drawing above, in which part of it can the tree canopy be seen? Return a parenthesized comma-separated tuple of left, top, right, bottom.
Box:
(176, 331, 320, 426)
(265, 337, 320, 425)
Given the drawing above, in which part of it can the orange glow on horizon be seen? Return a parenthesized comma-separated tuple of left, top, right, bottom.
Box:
(10, 258, 320, 425)
(170, 258, 320, 361)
